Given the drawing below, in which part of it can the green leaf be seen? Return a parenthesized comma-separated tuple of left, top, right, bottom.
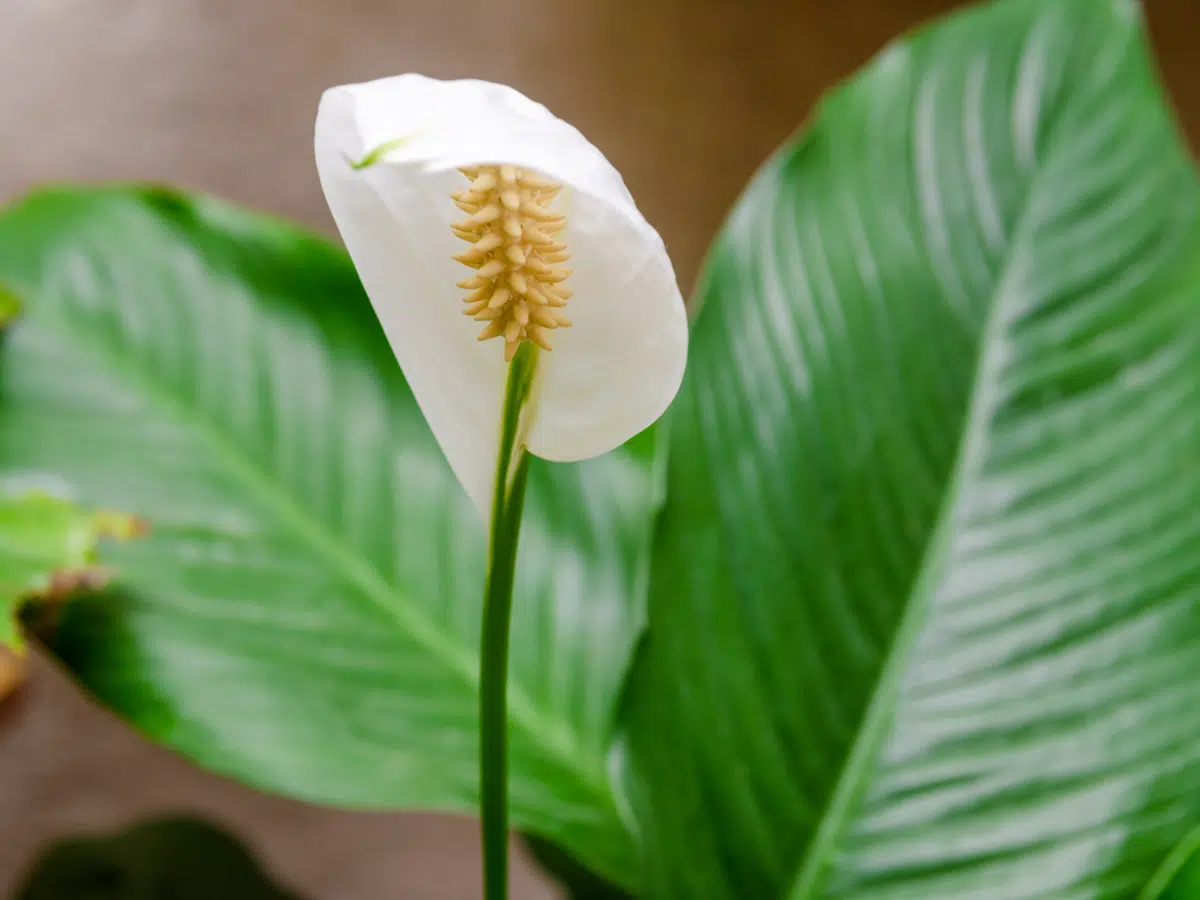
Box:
(621, 0, 1200, 896)
(1148, 826, 1200, 900)
(0, 283, 20, 328)
(0, 487, 137, 651)
(525, 835, 637, 900)
(1163, 864, 1200, 900)
(0, 186, 654, 890)
(13, 815, 304, 900)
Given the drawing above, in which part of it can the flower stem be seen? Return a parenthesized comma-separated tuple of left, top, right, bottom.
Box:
(480, 343, 538, 900)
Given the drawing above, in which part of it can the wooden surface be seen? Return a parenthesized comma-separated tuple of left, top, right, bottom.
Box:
(0, 0, 1196, 896)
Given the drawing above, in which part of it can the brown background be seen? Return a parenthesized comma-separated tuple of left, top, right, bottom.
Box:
(0, 1, 1197, 897)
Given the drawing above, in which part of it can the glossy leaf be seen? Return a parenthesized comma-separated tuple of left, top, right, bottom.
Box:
(622, 0, 1200, 897)
(0, 186, 654, 889)
(1150, 827, 1200, 900)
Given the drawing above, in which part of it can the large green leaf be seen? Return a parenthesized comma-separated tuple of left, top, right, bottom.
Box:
(1151, 827, 1200, 899)
(0, 186, 654, 889)
(622, 0, 1200, 896)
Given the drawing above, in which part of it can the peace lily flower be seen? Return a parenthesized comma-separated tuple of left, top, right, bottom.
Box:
(315, 74, 688, 514)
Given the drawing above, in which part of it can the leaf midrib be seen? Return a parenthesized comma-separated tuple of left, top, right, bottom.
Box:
(782, 82, 1059, 900)
(36, 293, 616, 811)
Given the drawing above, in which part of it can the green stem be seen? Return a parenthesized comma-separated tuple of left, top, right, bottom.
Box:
(480, 344, 538, 900)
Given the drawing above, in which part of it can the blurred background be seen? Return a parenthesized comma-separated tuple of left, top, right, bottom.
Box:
(1, 0, 1197, 896)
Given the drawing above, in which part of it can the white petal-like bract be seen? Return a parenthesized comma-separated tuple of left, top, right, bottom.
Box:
(315, 74, 687, 514)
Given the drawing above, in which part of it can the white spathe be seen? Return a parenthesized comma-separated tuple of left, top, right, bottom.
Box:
(315, 74, 688, 515)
